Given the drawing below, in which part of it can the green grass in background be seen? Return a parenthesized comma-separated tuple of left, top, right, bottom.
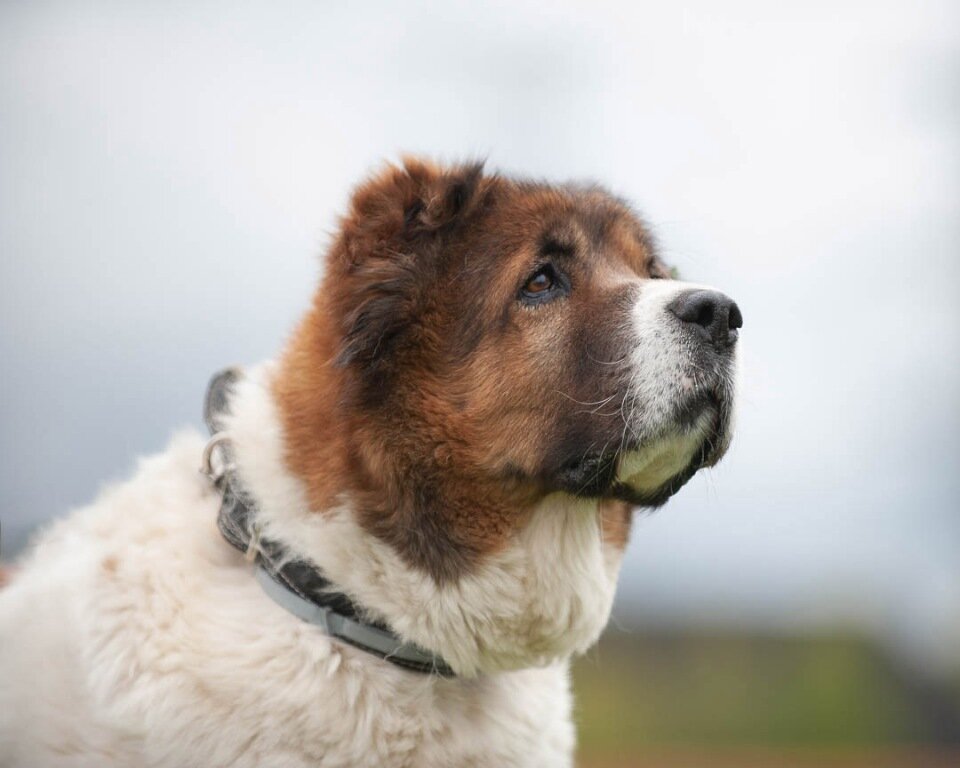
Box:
(572, 628, 960, 761)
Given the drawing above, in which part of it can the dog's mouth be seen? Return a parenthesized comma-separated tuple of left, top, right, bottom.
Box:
(610, 386, 733, 507)
(551, 385, 732, 508)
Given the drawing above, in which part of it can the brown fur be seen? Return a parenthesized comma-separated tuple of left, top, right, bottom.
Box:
(275, 159, 666, 582)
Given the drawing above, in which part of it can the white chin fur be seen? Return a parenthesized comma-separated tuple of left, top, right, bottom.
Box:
(616, 426, 705, 493)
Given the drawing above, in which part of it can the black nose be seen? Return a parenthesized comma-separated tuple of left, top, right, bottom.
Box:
(667, 289, 742, 348)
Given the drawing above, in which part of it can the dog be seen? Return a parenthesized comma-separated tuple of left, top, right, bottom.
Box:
(0, 158, 741, 767)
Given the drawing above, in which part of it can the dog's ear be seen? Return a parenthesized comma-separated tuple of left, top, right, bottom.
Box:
(332, 158, 487, 371)
(339, 157, 485, 263)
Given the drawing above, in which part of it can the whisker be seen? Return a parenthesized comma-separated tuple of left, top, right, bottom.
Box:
(585, 351, 629, 367)
(553, 390, 617, 408)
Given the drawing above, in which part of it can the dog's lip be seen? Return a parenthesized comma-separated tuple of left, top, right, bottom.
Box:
(605, 387, 732, 508)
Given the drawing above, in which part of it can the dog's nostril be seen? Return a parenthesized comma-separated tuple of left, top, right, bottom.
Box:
(728, 302, 743, 331)
(694, 301, 715, 330)
(668, 290, 741, 348)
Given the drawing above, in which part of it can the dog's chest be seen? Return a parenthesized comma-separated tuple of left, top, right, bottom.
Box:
(70, 440, 574, 767)
(0, 432, 577, 767)
(89, 588, 575, 767)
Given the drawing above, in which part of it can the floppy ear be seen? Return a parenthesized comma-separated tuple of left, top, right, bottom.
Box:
(333, 158, 486, 371)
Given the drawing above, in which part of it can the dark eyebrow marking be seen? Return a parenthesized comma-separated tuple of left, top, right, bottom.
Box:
(540, 234, 576, 259)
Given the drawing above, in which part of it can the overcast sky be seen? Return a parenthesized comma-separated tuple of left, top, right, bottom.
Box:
(2, 0, 958, 669)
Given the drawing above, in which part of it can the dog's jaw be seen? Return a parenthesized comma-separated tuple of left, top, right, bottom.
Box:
(221, 366, 623, 676)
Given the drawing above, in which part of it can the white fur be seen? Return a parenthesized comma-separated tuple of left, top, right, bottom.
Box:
(0, 365, 620, 767)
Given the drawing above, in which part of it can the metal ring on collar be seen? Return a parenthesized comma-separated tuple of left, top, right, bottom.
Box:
(201, 432, 232, 482)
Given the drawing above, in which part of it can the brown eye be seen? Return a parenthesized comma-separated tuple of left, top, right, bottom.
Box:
(519, 264, 566, 305)
(524, 268, 555, 295)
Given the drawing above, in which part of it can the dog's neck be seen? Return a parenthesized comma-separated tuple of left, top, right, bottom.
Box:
(219, 364, 625, 676)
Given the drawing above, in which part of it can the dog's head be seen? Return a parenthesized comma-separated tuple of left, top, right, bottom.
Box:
(271, 159, 740, 672)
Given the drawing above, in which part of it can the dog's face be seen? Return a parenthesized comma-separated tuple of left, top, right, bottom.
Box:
(277, 157, 739, 601)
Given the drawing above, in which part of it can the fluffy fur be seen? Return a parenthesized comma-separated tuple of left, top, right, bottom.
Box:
(0, 159, 739, 767)
(0, 375, 576, 767)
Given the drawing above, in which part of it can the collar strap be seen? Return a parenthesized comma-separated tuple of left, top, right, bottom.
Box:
(203, 368, 455, 677)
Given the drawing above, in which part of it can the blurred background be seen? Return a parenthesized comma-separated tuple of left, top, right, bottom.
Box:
(2, 1, 958, 765)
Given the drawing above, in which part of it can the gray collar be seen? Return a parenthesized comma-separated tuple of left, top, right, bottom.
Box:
(202, 368, 455, 678)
